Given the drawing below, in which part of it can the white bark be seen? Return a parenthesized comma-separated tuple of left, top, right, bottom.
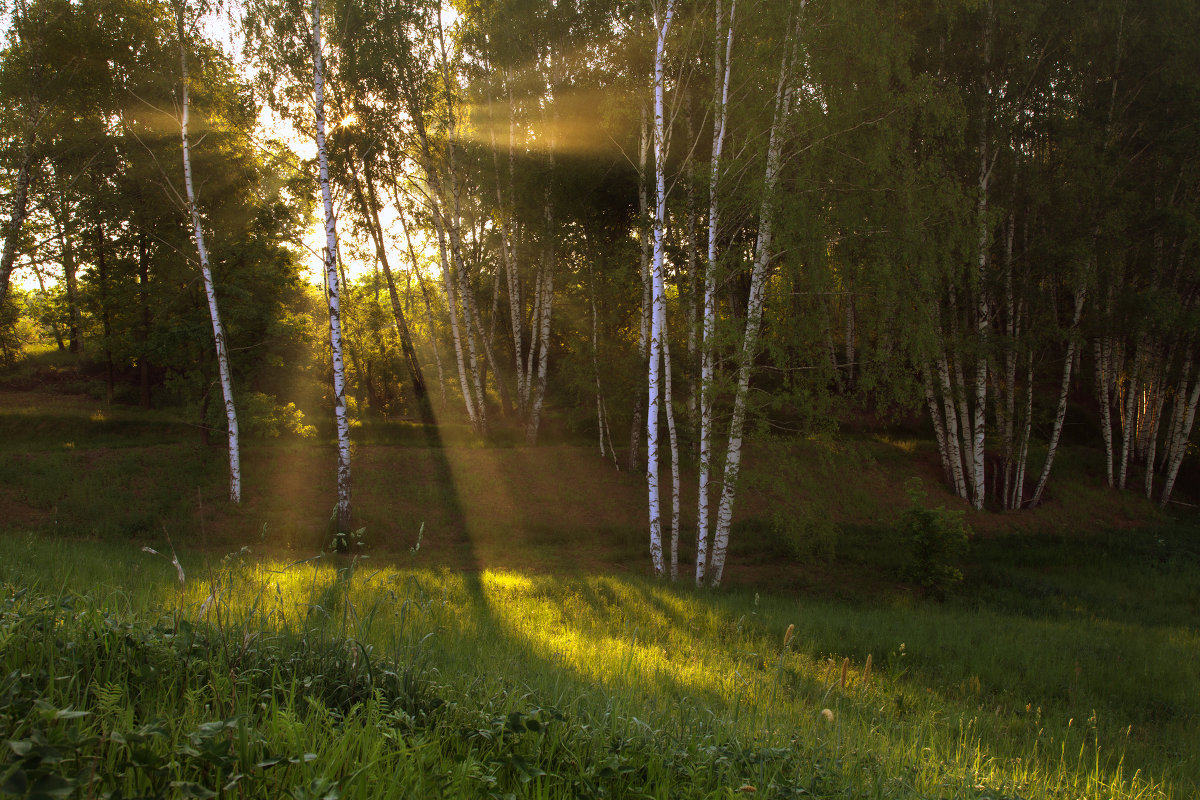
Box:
(524, 86, 557, 444)
(1029, 288, 1086, 508)
(970, 189, 990, 510)
(951, 338, 975, 498)
(647, 0, 674, 577)
(1001, 210, 1017, 508)
(1095, 335, 1115, 487)
(629, 105, 652, 473)
(399, 212, 448, 409)
(663, 326, 681, 581)
(1160, 350, 1200, 506)
(1118, 338, 1143, 489)
(430, 204, 480, 429)
(526, 238, 554, 444)
(311, 0, 350, 531)
(176, 1, 241, 504)
(1012, 351, 1034, 509)
(492, 70, 526, 412)
(936, 336, 969, 499)
(709, 10, 800, 587)
(922, 364, 952, 484)
(844, 294, 855, 387)
(697, 0, 735, 585)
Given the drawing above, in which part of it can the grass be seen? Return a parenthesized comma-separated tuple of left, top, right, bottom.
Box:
(1, 353, 1198, 797)
(0, 533, 1196, 798)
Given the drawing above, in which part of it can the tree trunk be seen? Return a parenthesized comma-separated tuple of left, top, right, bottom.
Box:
(352, 161, 427, 401)
(935, 332, 969, 499)
(629, 105, 653, 474)
(399, 215, 448, 410)
(137, 230, 152, 409)
(0, 25, 38, 309)
(710, 10, 800, 587)
(94, 227, 114, 404)
(1160, 348, 1200, 506)
(525, 217, 554, 444)
(1029, 288, 1086, 508)
(697, 0, 735, 585)
(1095, 334, 1115, 487)
(1012, 351, 1034, 509)
(647, 1, 674, 576)
(922, 364, 952, 485)
(311, 0, 351, 534)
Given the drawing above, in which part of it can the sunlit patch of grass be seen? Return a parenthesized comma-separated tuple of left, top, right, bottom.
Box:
(0, 536, 1192, 798)
(872, 433, 918, 453)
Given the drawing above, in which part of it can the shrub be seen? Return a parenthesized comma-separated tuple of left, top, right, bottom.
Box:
(900, 478, 971, 599)
(239, 392, 316, 439)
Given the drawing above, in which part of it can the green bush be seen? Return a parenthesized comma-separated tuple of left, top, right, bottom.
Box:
(900, 478, 971, 599)
(239, 392, 316, 439)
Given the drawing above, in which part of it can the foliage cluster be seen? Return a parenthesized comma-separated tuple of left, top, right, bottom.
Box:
(899, 478, 972, 598)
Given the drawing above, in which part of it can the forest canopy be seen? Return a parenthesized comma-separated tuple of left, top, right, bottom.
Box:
(0, 0, 1197, 581)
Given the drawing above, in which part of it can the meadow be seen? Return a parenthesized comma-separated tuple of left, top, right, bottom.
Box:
(0, 361, 1198, 799)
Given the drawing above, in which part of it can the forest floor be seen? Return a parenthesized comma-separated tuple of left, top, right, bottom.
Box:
(1, 352, 1198, 798)
(0, 350, 1185, 599)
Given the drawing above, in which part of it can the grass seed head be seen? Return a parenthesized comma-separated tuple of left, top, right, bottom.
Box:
(783, 623, 795, 646)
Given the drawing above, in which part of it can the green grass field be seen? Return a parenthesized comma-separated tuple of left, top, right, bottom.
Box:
(1, 356, 1198, 798)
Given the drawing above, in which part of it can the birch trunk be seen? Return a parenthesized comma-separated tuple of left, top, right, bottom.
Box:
(629, 105, 652, 474)
(430, 203, 481, 430)
(922, 364, 952, 485)
(400, 217, 448, 409)
(492, 69, 526, 412)
(589, 264, 607, 459)
(525, 219, 554, 444)
(176, 0, 241, 504)
(1117, 338, 1143, 489)
(1095, 335, 1115, 487)
(1160, 349, 1200, 506)
(647, 0, 674, 577)
(966, 2, 994, 510)
(1012, 351, 1034, 508)
(844, 293, 856, 388)
(684, 106, 700, 428)
(1029, 288, 1086, 508)
(936, 334, 969, 499)
(1141, 345, 1167, 499)
(352, 163, 426, 401)
(399, 51, 484, 432)
(970, 172, 990, 511)
(312, 0, 351, 533)
(663, 324, 681, 582)
(437, 9, 489, 426)
(697, 0, 735, 585)
(1000, 209, 1017, 508)
(709, 10, 800, 587)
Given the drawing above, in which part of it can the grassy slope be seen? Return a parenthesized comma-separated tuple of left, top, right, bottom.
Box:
(1, 354, 1198, 798)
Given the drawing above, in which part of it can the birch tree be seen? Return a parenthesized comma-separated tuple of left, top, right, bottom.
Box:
(173, 0, 241, 503)
(646, 0, 674, 577)
(707, 7, 802, 586)
(696, 0, 735, 586)
(311, 0, 352, 537)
